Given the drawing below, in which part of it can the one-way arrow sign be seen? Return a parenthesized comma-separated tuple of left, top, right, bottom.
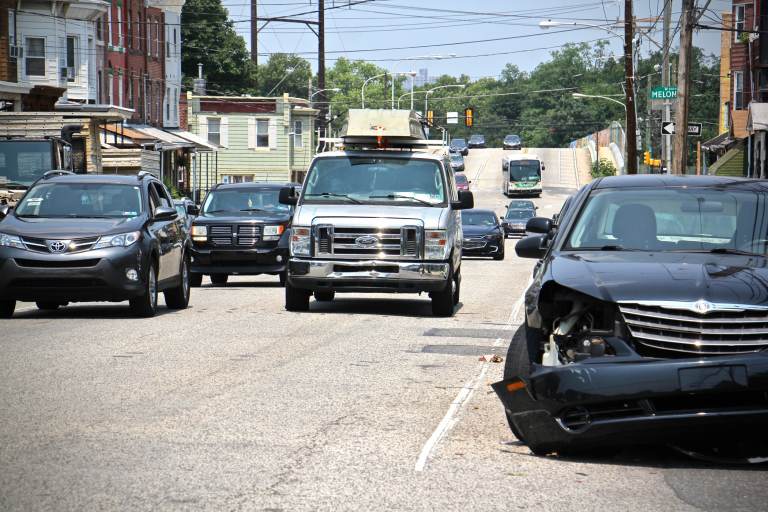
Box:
(660, 122, 703, 136)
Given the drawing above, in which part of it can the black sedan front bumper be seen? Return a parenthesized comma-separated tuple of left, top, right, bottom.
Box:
(493, 351, 768, 450)
(462, 237, 504, 257)
(190, 245, 288, 275)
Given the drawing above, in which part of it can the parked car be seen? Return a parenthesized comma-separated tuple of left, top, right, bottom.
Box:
(450, 153, 465, 172)
(189, 182, 297, 287)
(174, 198, 197, 232)
(503, 134, 522, 150)
(502, 208, 536, 238)
(455, 173, 470, 191)
(495, 175, 768, 457)
(449, 138, 469, 156)
(468, 134, 486, 148)
(461, 209, 505, 260)
(0, 171, 192, 318)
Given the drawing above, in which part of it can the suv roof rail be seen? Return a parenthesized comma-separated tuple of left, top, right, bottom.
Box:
(137, 171, 155, 180)
(42, 170, 75, 180)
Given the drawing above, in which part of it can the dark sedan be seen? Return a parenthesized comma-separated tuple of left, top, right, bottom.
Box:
(501, 208, 535, 238)
(461, 209, 504, 260)
(494, 175, 768, 458)
(450, 153, 465, 172)
(449, 138, 469, 156)
(503, 134, 522, 150)
(468, 134, 486, 148)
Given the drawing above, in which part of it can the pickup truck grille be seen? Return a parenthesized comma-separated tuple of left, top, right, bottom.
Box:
(209, 225, 262, 247)
(315, 225, 421, 260)
(619, 302, 768, 355)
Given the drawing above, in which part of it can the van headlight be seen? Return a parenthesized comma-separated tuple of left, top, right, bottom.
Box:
(290, 227, 311, 257)
(0, 232, 24, 249)
(425, 230, 449, 260)
(263, 224, 285, 241)
(191, 225, 207, 242)
(94, 231, 141, 249)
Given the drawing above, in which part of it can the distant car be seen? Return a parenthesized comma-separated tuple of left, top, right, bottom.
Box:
(450, 153, 465, 172)
(503, 134, 522, 150)
(501, 208, 536, 238)
(174, 198, 197, 232)
(461, 209, 504, 260)
(507, 200, 536, 211)
(455, 173, 470, 191)
(450, 138, 469, 156)
(468, 134, 486, 148)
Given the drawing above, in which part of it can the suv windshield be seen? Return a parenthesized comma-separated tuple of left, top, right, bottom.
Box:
(15, 182, 142, 218)
(203, 188, 289, 214)
(0, 141, 53, 188)
(462, 211, 496, 226)
(566, 187, 768, 253)
(509, 161, 541, 181)
(303, 156, 446, 205)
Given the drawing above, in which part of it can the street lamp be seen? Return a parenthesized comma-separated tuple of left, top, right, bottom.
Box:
(310, 87, 340, 101)
(391, 71, 417, 109)
(572, 92, 627, 111)
(424, 84, 466, 119)
(361, 72, 388, 108)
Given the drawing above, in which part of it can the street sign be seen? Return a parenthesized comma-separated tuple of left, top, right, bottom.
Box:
(650, 86, 677, 100)
(446, 112, 458, 124)
(660, 122, 703, 136)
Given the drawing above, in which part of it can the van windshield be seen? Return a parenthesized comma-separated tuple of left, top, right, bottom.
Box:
(303, 156, 446, 206)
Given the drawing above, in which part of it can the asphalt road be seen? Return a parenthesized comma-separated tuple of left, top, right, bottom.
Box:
(1, 148, 766, 511)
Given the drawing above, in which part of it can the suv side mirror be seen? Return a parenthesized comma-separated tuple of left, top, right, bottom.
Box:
(526, 216, 552, 234)
(279, 186, 298, 205)
(186, 204, 200, 216)
(153, 206, 178, 221)
(516, 234, 548, 259)
(0, 204, 11, 219)
(453, 190, 474, 210)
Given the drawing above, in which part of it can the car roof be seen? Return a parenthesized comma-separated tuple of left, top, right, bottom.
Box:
(314, 150, 444, 162)
(594, 174, 768, 189)
(215, 182, 300, 189)
(464, 208, 495, 215)
(41, 174, 149, 185)
(506, 154, 539, 161)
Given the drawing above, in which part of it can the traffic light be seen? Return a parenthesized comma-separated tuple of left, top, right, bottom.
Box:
(464, 107, 473, 127)
(643, 151, 650, 165)
(426, 110, 434, 126)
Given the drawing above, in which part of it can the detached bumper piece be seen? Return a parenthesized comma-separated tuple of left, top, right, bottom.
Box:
(288, 258, 450, 293)
(493, 352, 768, 453)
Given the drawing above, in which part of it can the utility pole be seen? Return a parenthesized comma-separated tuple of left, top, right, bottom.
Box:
(250, 0, 258, 65)
(661, 0, 672, 170)
(317, 0, 327, 135)
(624, 0, 638, 174)
(673, 0, 695, 175)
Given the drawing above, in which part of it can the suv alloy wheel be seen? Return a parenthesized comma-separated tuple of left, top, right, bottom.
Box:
(129, 263, 158, 318)
(164, 255, 191, 309)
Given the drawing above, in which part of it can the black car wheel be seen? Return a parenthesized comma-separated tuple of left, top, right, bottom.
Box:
(36, 301, 61, 311)
(0, 300, 16, 318)
(493, 244, 506, 261)
(285, 282, 310, 312)
(314, 290, 335, 302)
(210, 273, 229, 286)
(164, 256, 191, 310)
(279, 271, 287, 287)
(129, 263, 158, 318)
(190, 272, 203, 288)
(431, 266, 456, 317)
(453, 269, 461, 306)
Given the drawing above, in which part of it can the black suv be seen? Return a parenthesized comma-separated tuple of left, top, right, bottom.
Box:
(189, 182, 296, 286)
(0, 171, 192, 318)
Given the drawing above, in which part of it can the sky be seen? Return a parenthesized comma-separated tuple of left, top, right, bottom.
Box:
(222, 0, 727, 78)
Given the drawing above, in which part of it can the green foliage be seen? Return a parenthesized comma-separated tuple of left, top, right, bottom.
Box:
(163, 177, 183, 199)
(254, 54, 313, 98)
(591, 158, 617, 179)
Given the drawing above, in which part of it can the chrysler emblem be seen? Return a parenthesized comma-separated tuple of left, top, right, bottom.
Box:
(47, 240, 68, 253)
(355, 235, 378, 247)
(693, 300, 713, 314)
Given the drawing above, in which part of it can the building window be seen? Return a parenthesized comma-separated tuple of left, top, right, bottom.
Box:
(208, 118, 221, 145)
(155, 20, 160, 57)
(97, 71, 103, 103)
(128, 78, 134, 108)
(25, 37, 46, 77)
(734, 70, 745, 110)
(147, 17, 151, 54)
(96, 15, 103, 42)
(293, 120, 303, 148)
(173, 28, 177, 56)
(221, 175, 254, 184)
(735, 5, 746, 42)
(118, 73, 124, 107)
(256, 119, 269, 147)
(66, 36, 77, 82)
(117, 6, 123, 47)
(106, 8, 112, 46)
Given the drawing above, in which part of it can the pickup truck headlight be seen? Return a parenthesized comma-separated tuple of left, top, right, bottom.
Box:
(94, 231, 141, 249)
(291, 226, 311, 257)
(425, 230, 449, 260)
(191, 225, 207, 242)
(0, 232, 24, 249)
(263, 224, 285, 241)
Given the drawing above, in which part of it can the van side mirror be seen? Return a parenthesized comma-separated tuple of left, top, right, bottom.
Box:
(0, 204, 11, 219)
(186, 204, 200, 216)
(516, 234, 548, 259)
(453, 190, 474, 210)
(541, 164, 546, 171)
(526, 216, 552, 234)
(279, 186, 298, 205)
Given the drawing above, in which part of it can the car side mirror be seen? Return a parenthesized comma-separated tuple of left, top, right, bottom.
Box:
(279, 186, 298, 205)
(0, 204, 11, 219)
(453, 190, 474, 210)
(186, 204, 199, 216)
(516, 234, 548, 259)
(526, 216, 552, 234)
(541, 165, 546, 171)
(153, 206, 178, 222)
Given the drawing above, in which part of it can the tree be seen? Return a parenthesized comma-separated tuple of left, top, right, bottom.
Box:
(254, 54, 313, 98)
(181, 0, 255, 95)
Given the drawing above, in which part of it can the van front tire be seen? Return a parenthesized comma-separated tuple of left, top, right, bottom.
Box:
(285, 282, 310, 312)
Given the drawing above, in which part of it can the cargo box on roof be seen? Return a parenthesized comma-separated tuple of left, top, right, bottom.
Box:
(343, 109, 425, 140)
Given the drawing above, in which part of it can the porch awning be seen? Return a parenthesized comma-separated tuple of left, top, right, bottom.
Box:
(130, 125, 195, 150)
(747, 102, 768, 133)
(701, 132, 735, 152)
(169, 129, 219, 151)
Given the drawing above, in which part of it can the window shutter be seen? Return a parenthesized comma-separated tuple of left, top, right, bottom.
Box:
(58, 37, 66, 76)
(220, 116, 229, 148)
(247, 117, 256, 149)
(198, 115, 207, 140)
(268, 117, 277, 150)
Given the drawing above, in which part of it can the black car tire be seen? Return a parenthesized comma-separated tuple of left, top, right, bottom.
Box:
(493, 244, 506, 261)
(190, 272, 203, 288)
(314, 290, 335, 302)
(129, 263, 158, 318)
(453, 269, 461, 306)
(279, 271, 287, 287)
(0, 300, 16, 318)
(431, 267, 456, 317)
(285, 282, 310, 312)
(210, 273, 228, 286)
(36, 301, 61, 311)
(164, 256, 191, 310)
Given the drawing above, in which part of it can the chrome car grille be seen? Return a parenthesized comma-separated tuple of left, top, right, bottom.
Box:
(208, 225, 263, 247)
(315, 225, 421, 260)
(20, 236, 99, 253)
(463, 237, 486, 249)
(619, 301, 768, 355)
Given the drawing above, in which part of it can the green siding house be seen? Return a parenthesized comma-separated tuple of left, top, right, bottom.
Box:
(187, 93, 317, 186)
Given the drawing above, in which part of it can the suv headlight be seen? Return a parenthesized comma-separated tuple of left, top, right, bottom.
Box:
(0, 232, 24, 249)
(425, 230, 449, 260)
(94, 231, 141, 249)
(191, 225, 207, 242)
(263, 224, 285, 241)
(290, 226, 311, 257)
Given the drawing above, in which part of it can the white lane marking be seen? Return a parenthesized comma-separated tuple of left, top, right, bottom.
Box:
(414, 277, 532, 472)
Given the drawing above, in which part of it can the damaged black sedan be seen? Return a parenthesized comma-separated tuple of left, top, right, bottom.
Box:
(494, 175, 768, 457)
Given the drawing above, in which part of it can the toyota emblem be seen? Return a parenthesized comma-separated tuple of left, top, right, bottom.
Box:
(48, 240, 68, 253)
(354, 235, 378, 248)
(693, 300, 713, 314)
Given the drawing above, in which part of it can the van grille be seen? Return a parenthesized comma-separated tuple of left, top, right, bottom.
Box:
(619, 302, 768, 355)
(315, 225, 421, 260)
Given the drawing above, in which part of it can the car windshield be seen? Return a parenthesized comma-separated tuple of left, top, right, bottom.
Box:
(505, 135, 520, 142)
(508, 200, 534, 209)
(303, 156, 446, 205)
(509, 161, 541, 181)
(470, 135, 484, 141)
(450, 154, 463, 162)
(455, 174, 468, 185)
(462, 211, 496, 226)
(15, 182, 142, 218)
(451, 139, 466, 146)
(506, 209, 533, 220)
(203, 188, 289, 214)
(566, 187, 768, 253)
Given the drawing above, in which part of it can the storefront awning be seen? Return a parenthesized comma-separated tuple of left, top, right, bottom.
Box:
(169, 129, 219, 151)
